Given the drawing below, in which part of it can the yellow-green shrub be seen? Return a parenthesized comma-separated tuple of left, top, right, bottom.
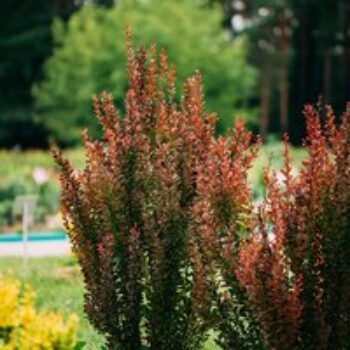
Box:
(0, 276, 78, 349)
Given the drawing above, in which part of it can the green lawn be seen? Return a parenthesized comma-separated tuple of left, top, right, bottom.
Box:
(0, 256, 218, 349)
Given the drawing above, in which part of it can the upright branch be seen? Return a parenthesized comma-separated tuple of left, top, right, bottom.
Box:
(192, 120, 263, 350)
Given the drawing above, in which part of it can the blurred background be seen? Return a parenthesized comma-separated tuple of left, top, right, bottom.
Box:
(1, 0, 349, 232)
(1, 0, 350, 233)
(0, 0, 348, 347)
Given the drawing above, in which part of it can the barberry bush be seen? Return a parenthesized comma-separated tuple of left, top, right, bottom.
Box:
(53, 32, 222, 349)
(207, 103, 350, 349)
(54, 30, 350, 350)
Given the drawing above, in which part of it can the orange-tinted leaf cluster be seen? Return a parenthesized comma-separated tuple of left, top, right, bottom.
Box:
(233, 104, 350, 349)
(54, 30, 217, 350)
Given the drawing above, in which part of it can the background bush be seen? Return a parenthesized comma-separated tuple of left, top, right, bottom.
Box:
(0, 275, 78, 349)
(34, 0, 257, 146)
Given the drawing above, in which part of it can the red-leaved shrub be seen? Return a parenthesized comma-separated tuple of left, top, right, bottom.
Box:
(193, 102, 350, 350)
(54, 30, 350, 350)
(234, 104, 350, 349)
(53, 32, 220, 349)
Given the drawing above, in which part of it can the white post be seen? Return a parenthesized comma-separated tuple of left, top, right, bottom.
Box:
(22, 201, 28, 273)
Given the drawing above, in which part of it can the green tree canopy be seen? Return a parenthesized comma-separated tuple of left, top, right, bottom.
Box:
(34, 0, 257, 146)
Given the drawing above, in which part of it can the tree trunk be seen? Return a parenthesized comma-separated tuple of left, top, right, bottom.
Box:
(323, 49, 332, 103)
(260, 60, 271, 140)
(278, 10, 290, 133)
(279, 60, 289, 132)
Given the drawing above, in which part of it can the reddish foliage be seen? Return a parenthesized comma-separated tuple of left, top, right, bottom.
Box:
(192, 121, 263, 349)
(53, 30, 350, 350)
(53, 31, 216, 349)
(235, 103, 350, 349)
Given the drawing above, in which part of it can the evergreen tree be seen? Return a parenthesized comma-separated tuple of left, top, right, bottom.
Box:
(0, 0, 77, 148)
